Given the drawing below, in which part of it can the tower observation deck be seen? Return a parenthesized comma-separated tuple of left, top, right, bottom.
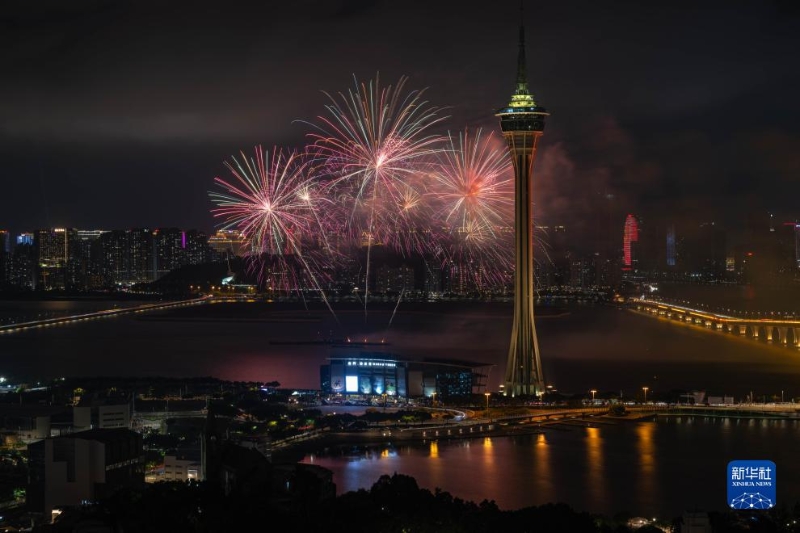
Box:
(495, 16, 549, 397)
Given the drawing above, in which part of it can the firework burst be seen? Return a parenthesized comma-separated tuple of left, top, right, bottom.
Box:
(303, 74, 449, 308)
(431, 128, 514, 290)
(208, 145, 335, 294)
(306, 74, 448, 255)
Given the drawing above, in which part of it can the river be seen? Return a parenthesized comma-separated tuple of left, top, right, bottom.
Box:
(302, 415, 800, 519)
(1, 299, 800, 399)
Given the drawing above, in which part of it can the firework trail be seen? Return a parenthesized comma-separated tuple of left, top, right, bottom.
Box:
(533, 221, 555, 297)
(208, 145, 341, 323)
(305, 74, 448, 316)
(430, 128, 514, 290)
(383, 287, 405, 340)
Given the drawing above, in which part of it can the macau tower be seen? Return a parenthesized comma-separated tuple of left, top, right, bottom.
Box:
(495, 16, 549, 397)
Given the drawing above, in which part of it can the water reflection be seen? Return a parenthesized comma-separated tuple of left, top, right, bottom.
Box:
(585, 427, 604, 506)
(635, 423, 658, 506)
(429, 441, 439, 459)
(481, 437, 494, 469)
(477, 437, 501, 501)
(302, 417, 800, 517)
(426, 440, 447, 492)
(533, 432, 553, 496)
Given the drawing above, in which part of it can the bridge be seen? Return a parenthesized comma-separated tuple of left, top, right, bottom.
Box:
(0, 296, 210, 336)
(630, 297, 800, 347)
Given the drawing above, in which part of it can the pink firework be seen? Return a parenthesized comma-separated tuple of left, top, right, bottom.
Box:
(306, 74, 448, 256)
(431, 128, 514, 290)
(209, 145, 335, 293)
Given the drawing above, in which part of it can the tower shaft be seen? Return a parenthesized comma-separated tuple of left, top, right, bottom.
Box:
(503, 131, 545, 396)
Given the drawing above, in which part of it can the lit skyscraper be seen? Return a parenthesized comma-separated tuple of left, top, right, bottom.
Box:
(791, 223, 800, 270)
(666, 224, 676, 267)
(0, 230, 9, 287)
(153, 228, 185, 279)
(0, 230, 9, 254)
(496, 15, 549, 397)
(622, 214, 639, 272)
(35, 228, 73, 290)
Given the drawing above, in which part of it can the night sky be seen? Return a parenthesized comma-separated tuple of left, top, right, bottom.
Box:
(2, 0, 799, 252)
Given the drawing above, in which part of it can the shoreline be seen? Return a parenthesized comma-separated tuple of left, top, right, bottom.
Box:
(272, 412, 656, 463)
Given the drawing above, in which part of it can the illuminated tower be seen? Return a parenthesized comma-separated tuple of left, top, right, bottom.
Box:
(496, 16, 549, 397)
(622, 214, 639, 271)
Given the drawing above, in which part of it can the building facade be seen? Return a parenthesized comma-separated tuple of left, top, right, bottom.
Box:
(622, 214, 639, 272)
(320, 350, 493, 401)
(27, 428, 144, 517)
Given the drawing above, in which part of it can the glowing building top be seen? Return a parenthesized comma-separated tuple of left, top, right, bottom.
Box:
(496, 11, 548, 132)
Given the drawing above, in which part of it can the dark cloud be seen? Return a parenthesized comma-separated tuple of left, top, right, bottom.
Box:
(1, 0, 799, 243)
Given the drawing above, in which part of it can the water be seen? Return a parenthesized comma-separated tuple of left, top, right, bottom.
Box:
(303, 416, 800, 519)
(1, 300, 800, 399)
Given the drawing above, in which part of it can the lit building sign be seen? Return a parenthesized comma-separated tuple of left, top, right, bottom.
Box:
(347, 360, 396, 368)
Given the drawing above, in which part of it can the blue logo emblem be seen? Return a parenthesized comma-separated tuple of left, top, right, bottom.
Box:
(727, 460, 776, 510)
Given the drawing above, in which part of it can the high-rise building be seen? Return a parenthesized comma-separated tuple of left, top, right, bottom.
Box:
(72, 230, 108, 290)
(129, 228, 153, 282)
(35, 228, 75, 290)
(495, 14, 549, 397)
(622, 214, 639, 272)
(184, 230, 211, 266)
(375, 264, 415, 295)
(0, 230, 9, 254)
(794, 223, 800, 270)
(10, 238, 35, 289)
(16, 233, 33, 246)
(153, 228, 185, 279)
(666, 224, 676, 267)
(536, 225, 568, 289)
(569, 259, 583, 288)
(443, 261, 481, 295)
(99, 229, 154, 285)
(0, 230, 9, 287)
(150, 228, 212, 281)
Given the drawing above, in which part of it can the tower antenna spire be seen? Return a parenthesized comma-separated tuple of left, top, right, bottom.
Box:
(516, 0, 527, 91)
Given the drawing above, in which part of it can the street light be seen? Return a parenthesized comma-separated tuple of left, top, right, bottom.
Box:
(431, 391, 437, 407)
(643, 387, 649, 404)
(485, 392, 491, 412)
(590, 389, 597, 402)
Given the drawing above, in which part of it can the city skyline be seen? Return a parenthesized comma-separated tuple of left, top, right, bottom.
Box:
(2, 1, 800, 251)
